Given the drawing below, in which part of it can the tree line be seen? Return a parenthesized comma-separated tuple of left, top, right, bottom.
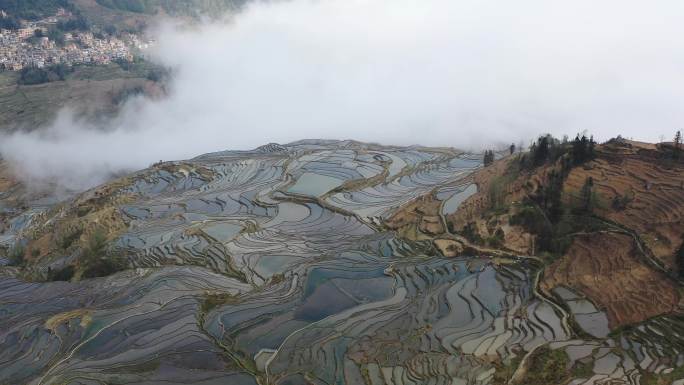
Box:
(483, 150, 495, 166)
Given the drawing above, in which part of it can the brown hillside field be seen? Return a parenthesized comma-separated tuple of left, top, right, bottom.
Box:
(564, 141, 684, 270)
(385, 193, 442, 233)
(385, 155, 539, 256)
(71, 0, 153, 31)
(387, 140, 683, 330)
(443, 156, 540, 255)
(0, 65, 160, 132)
(386, 154, 563, 255)
(541, 232, 679, 328)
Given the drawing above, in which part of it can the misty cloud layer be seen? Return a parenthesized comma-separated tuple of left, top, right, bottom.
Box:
(2, 0, 683, 191)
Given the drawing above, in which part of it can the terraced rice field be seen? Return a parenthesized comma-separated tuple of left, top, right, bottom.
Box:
(1, 141, 683, 384)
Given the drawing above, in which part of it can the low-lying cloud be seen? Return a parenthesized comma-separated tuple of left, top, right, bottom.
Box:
(2, 0, 684, 191)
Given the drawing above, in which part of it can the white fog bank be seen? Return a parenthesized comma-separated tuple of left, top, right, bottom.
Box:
(2, 0, 683, 191)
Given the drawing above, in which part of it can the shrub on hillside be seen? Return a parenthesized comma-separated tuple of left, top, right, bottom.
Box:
(18, 64, 72, 85)
(58, 227, 83, 250)
(7, 245, 25, 266)
(487, 228, 505, 248)
(522, 346, 570, 385)
(80, 229, 127, 279)
(510, 205, 553, 252)
(611, 191, 633, 211)
(47, 265, 75, 281)
(460, 222, 483, 245)
(82, 255, 127, 278)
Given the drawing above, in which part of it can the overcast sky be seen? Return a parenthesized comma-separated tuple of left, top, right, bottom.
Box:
(1, 0, 683, 191)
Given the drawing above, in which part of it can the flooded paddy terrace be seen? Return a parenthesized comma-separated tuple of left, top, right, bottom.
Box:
(1, 140, 683, 384)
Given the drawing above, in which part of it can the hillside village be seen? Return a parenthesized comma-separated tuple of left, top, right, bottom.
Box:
(0, 9, 151, 71)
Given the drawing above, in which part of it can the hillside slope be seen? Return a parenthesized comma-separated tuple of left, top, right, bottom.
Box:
(0, 0, 71, 20)
(1, 0, 246, 29)
(0, 63, 163, 131)
(564, 141, 684, 270)
(387, 138, 684, 331)
(92, 0, 246, 17)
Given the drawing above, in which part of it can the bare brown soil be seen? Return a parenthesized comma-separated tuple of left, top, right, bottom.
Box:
(541, 232, 679, 328)
(384, 193, 443, 243)
(564, 141, 684, 269)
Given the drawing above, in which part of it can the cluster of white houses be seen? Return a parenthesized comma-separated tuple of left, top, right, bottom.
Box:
(0, 9, 148, 71)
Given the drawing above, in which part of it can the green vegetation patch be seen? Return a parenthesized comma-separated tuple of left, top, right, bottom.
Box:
(201, 291, 240, 314)
(80, 229, 127, 279)
(642, 365, 684, 385)
(492, 356, 522, 385)
(58, 227, 83, 250)
(510, 201, 611, 259)
(517, 346, 570, 385)
(18, 65, 73, 85)
(570, 359, 594, 379)
(6, 244, 26, 266)
(47, 264, 75, 281)
(94, 0, 247, 17)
